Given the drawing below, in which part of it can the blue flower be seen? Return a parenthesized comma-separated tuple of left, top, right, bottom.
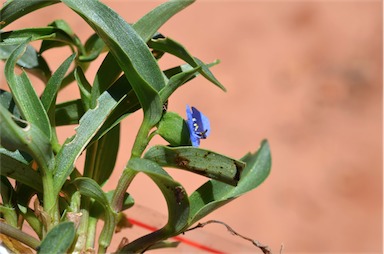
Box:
(186, 105, 210, 147)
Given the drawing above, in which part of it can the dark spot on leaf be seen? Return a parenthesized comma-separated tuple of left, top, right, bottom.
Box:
(234, 161, 245, 182)
(203, 152, 211, 159)
(174, 186, 185, 205)
(175, 156, 189, 167)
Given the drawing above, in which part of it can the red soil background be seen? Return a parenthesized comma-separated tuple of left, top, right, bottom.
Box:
(1, 1, 382, 253)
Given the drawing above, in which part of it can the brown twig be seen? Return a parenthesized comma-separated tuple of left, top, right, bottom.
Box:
(185, 220, 272, 254)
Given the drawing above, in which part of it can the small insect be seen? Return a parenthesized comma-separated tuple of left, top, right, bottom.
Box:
(186, 105, 210, 147)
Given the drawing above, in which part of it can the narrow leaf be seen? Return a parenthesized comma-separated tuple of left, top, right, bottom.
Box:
(53, 84, 130, 196)
(145, 146, 244, 186)
(62, 0, 164, 125)
(41, 53, 76, 112)
(156, 112, 191, 146)
(55, 99, 85, 126)
(0, 43, 51, 82)
(0, 104, 54, 173)
(133, 0, 195, 43)
(0, 148, 43, 192)
(188, 140, 271, 225)
(117, 158, 189, 253)
(37, 221, 75, 254)
(149, 37, 226, 91)
(0, 0, 60, 29)
(72, 177, 116, 250)
(4, 40, 51, 140)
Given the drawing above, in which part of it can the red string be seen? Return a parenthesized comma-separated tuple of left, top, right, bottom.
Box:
(128, 218, 225, 253)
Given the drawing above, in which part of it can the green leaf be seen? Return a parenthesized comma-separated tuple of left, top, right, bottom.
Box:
(90, 52, 122, 108)
(53, 83, 130, 196)
(62, 0, 164, 125)
(72, 177, 116, 250)
(0, 176, 15, 206)
(0, 148, 43, 192)
(37, 221, 75, 254)
(0, 89, 21, 118)
(55, 99, 85, 126)
(132, 0, 195, 43)
(91, 124, 120, 185)
(74, 67, 92, 110)
(148, 37, 226, 91)
(0, 43, 51, 82)
(160, 65, 201, 102)
(117, 158, 189, 253)
(91, 191, 133, 218)
(0, 27, 75, 46)
(4, 40, 51, 140)
(0, 0, 60, 29)
(144, 146, 245, 186)
(0, 104, 54, 173)
(41, 53, 76, 112)
(188, 140, 271, 225)
(39, 20, 80, 53)
(157, 112, 191, 146)
(80, 33, 106, 62)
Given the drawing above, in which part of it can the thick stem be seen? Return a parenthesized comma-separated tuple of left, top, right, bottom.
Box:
(41, 173, 59, 227)
(0, 221, 40, 250)
(111, 168, 137, 212)
(116, 227, 168, 253)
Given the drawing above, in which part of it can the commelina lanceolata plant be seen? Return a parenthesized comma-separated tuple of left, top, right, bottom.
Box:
(0, 0, 271, 253)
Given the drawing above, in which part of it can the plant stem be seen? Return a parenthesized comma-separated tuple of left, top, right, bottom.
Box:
(130, 119, 152, 158)
(0, 221, 40, 250)
(41, 172, 59, 227)
(116, 227, 168, 253)
(111, 118, 153, 212)
(111, 168, 137, 212)
(86, 216, 98, 249)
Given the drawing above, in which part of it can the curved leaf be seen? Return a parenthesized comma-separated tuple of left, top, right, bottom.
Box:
(55, 99, 84, 126)
(53, 83, 130, 196)
(80, 33, 106, 62)
(0, 89, 21, 118)
(188, 140, 271, 225)
(149, 37, 226, 91)
(0, 0, 60, 29)
(61, 0, 163, 125)
(156, 112, 191, 146)
(92, 124, 120, 185)
(0, 104, 54, 173)
(37, 221, 75, 254)
(72, 177, 116, 250)
(0, 148, 43, 192)
(0, 27, 75, 46)
(0, 43, 51, 82)
(133, 0, 195, 43)
(90, 52, 122, 108)
(145, 146, 245, 186)
(159, 65, 201, 102)
(41, 53, 76, 112)
(117, 158, 189, 253)
(4, 40, 51, 140)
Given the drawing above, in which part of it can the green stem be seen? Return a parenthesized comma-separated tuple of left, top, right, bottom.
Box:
(41, 172, 59, 227)
(0, 221, 40, 250)
(111, 118, 152, 212)
(130, 119, 152, 158)
(116, 227, 168, 253)
(111, 168, 137, 212)
(86, 216, 98, 249)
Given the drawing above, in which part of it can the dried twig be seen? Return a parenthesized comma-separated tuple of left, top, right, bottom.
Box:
(185, 220, 272, 254)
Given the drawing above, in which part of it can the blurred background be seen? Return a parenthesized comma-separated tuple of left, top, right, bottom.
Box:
(1, 1, 382, 253)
